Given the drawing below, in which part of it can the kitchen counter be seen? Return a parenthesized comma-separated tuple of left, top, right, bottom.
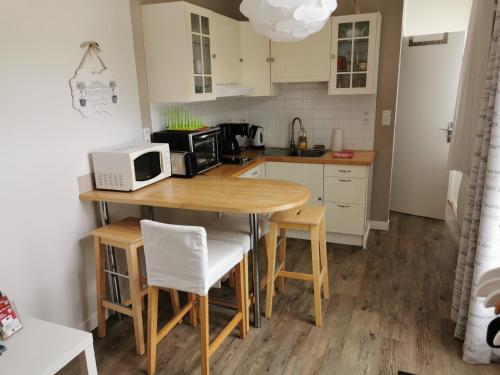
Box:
(203, 150, 376, 178)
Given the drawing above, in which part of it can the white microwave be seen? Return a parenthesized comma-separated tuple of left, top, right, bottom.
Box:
(92, 143, 171, 191)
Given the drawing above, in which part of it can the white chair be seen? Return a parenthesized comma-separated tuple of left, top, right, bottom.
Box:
(164, 212, 268, 330)
(140, 220, 247, 375)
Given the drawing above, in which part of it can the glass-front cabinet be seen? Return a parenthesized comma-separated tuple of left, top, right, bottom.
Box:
(329, 13, 381, 95)
(189, 11, 214, 98)
(141, 2, 216, 103)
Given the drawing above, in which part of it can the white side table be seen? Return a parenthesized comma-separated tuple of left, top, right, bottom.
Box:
(0, 316, 97, 375)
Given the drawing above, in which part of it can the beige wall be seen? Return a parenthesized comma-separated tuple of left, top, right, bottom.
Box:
(132, 0, 404, 222)
(1, 0, 142, 329)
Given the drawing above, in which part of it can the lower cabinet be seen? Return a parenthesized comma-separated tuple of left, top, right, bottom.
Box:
(265, 162, 323, 205)
(324, 202, 365, 235)
(264, 161, 372, 248)
(239, 162, 266, 179)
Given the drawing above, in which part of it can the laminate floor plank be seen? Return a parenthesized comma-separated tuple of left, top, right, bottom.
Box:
(58, 211, 500, 375)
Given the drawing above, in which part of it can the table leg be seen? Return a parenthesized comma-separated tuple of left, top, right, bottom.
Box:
(78, 344, 98, 375)
(249, 213, 261, 328)
(98, 201, 122, 319)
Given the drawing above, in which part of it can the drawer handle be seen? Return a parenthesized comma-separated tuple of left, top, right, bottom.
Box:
(337, 204, 350, 208)
(251, 171, 258, 176)
(339, 179, 351, 182)
(339, 169, 351, 173)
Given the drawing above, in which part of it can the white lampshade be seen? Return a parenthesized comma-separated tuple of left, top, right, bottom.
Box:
(240, 0, 337, 42)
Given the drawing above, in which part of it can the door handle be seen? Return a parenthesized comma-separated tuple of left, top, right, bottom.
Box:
(439, 122, 453, 143)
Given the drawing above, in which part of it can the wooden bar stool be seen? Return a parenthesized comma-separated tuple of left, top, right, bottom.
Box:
(91, 217, 180, 355)
(265, 205, 329, 327)
(140, 220, 247, 375)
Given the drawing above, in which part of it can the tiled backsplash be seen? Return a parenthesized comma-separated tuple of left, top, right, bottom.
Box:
(150, 83, 375, 150)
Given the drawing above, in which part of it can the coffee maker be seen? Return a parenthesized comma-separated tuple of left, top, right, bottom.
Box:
(218, 123, 251, 164)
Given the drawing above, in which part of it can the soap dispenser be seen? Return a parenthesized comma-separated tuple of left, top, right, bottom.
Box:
(298, 122, 307, 150)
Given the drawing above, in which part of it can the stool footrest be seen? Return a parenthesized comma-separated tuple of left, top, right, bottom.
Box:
(102, 300, 134, 317)
(121, 288, 148, 307)
(277, 270, 314, 282)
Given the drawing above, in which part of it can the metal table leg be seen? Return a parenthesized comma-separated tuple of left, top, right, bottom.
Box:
(97, 201, 122, 319)
(249, 213, 261, 328)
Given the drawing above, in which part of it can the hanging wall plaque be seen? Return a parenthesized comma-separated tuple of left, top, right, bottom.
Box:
(69, 42, 118, 117)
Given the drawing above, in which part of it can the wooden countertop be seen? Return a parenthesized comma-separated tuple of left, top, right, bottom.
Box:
(204, 150, 376, 178)
(80, 176, 310, 214)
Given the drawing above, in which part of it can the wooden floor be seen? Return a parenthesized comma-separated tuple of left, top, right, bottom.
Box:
(60, 211, 500, 375)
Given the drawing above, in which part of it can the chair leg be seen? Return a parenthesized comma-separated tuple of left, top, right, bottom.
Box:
(169, 289, 181, 315)
(93, 237, 106, 338)
(199, 295, 210, 375)
(126, 244, 145, 355)
(228, 270, 235, 288)
(189, 293, 198, 327)
(137, 247, 146, 311)
(319, 217, 330, 299)
(265, 222, 278, 318)
(147, 286, 159, 375)
(277, 228, 287, 293)
(310, 226, 322, 327)
(243, 253, 250, 333)
(234, 260, 247, 339)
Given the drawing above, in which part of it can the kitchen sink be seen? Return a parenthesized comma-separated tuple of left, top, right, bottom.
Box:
(264, 148, 325, 157)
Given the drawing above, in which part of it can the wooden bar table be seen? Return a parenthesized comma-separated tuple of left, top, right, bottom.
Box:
(80, 176, 310, 327)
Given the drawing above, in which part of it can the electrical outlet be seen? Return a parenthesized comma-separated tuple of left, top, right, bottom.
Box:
(382, 110, 392, 126)
(143, 128, 151, 144)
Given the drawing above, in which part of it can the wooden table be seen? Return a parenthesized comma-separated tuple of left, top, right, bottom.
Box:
(80, 176, 310, 327)
(0, 317, 97, 375)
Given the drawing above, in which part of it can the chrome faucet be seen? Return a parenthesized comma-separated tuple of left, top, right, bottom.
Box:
(290, 117, 302, 155)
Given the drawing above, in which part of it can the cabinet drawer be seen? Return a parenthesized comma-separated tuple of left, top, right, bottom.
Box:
(324, 177, 367, 204)
(325, 202, 365, 235)
(324, 165, 367, 178)
(239, 163, 266, 179)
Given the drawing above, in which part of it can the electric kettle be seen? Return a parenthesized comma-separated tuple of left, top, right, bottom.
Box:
(249, 125, 265, 148)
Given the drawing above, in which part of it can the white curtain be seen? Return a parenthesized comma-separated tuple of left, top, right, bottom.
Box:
(451, 2, 500, 363)
(447, 0, 495, 174)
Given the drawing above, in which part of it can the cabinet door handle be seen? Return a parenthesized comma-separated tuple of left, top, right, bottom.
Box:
(339, 169, 351, 173)
(266, 57, 270, 62)
(212, 54, 216, 59)
(270, 57, 275, 63)
(337, 204, 350, 208)
(318, 197, 322, 201)
(331, 53, 336, 59)
(240, 58, 244, 62)
(339, 179, 351, 182)
(251, 171, 258, 176)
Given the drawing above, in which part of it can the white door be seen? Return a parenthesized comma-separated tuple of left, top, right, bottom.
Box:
(391, 32, 465, 219)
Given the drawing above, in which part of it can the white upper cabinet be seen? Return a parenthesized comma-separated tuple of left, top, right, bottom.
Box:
(141, 2, 216, 103)
(213, 13, 242, 84)
(270, 19, 332, 83)
(240, 22, 276, 97)
(329, 13, 381, 95)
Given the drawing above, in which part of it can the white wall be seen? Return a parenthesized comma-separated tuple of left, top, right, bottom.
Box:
(0, 0, 143, 329)
(403, 0, 472, 36)
(152, 83, 376, 150)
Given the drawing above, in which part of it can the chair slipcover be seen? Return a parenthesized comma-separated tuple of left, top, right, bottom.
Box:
(140, 220, 242, 296)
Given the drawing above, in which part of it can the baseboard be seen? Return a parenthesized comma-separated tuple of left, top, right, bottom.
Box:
(369, 219, 389, 231)
(77, 312, 98, 332)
